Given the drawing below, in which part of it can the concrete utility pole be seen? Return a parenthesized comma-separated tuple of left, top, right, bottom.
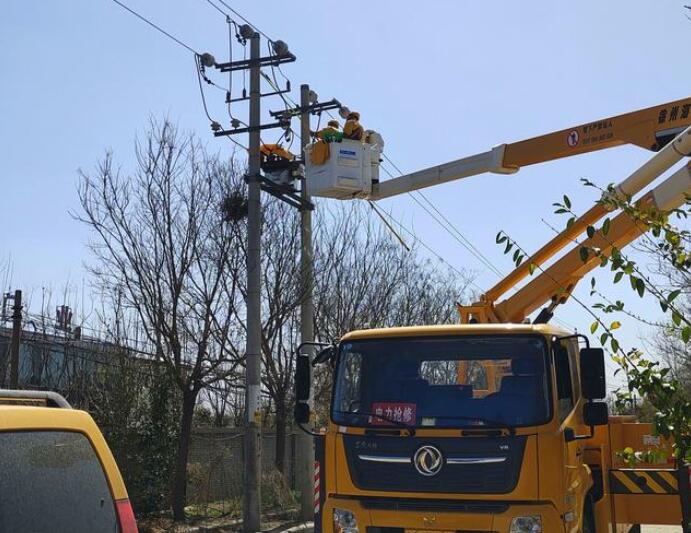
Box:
(243, 30, 262, 533)
(9, 289, 22, 389)
(296, 83, 316, 521)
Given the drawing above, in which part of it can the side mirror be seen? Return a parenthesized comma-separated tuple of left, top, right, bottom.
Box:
(313, 345, 336, 366)
(580, 347, 606, 400)
(584, 401, 609, 426)
(295, 353, 311, 403)
(294, 353, 312, 425)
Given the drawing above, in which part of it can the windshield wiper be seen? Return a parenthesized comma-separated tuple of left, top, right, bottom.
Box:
(426, 415, 516, 435)
(334, 410, 416, 436)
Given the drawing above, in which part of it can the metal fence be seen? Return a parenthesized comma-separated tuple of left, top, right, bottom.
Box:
(187, 428, 298, 509)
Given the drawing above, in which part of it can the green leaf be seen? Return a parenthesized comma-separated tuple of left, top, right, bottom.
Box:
(587, 226, 595, 239)
(614, 271, 624, 284)
(673, 311, 682, 327)
(504, 241, 513, 254)
(590, 321, 599, 334)
(496, 233, 507, 244)
(611, 338, 620, 353)
(566, 217, 576, 229)
(636, 278, 645, 298)
(600, 333, 609, 345)
(668, 290, 681, 303)
(579, 247, 589, 262)
(682, 327, 691, 344)
(602, 218, 611, 235)
(563, 195, 571, 209)
(660, 299, 669, 313)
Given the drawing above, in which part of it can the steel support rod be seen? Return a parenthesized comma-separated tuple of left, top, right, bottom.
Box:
(9, 289, 22, 389)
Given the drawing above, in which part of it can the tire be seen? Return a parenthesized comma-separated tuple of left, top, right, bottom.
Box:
(582, 495, 596, 533)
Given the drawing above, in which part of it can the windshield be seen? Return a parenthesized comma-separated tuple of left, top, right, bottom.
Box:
(332, 335, 551, 429)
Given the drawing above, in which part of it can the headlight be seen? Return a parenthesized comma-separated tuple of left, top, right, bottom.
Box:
(333, 508, 359, 533)
(510, 515, 542, 533)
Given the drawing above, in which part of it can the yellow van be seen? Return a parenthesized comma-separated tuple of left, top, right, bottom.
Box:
(0, 389, 138, 533)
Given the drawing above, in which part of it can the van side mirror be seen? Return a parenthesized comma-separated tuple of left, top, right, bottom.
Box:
(584, 401, 609, 426)
(580, 347, 606, 400)
(294, 353, 312, 425)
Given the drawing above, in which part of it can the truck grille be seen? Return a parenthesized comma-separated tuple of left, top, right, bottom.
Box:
(343, 435, 526, 494)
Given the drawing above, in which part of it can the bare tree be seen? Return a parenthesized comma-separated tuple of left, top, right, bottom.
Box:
(76, 120, 244, 520)
(311, 203, 475, 423)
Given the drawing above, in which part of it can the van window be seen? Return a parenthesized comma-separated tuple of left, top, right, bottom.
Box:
(0, 431, 118, 533)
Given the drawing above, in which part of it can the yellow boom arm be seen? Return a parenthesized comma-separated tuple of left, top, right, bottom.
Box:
(458, 157, 691, 324)
(370, 97, 691, 200)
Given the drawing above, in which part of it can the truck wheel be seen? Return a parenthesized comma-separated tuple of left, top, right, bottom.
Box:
(582, 496, 596, 533)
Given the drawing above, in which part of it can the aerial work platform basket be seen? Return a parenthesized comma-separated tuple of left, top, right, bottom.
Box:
(304, 138, 383, 199)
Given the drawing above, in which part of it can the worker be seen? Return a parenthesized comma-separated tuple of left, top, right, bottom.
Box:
(316, 119, 343, 143)
(260, 143, 294, 162)
(343, 111, 364, 141)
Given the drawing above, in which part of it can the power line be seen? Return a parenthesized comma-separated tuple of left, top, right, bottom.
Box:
(108, 0, 200, 55)
(379, 155, 504, 278)
(370, 205, 485, 294)
(214, 0, 274, 42)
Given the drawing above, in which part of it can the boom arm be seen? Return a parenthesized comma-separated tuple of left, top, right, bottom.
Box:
(369, 97, 691, 200)
(458, 158, 691, 324)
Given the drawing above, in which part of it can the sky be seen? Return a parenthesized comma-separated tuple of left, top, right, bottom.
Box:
(1, 1, 690, 387)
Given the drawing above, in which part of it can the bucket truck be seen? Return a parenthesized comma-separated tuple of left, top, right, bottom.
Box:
(296, 98, 691, 533)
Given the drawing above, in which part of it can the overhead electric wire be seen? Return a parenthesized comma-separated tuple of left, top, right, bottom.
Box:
(378, 162, 504, 278)
(214, 0, 274, 42)
(109, 0, 200, 55)
(370, 207, 485, 294)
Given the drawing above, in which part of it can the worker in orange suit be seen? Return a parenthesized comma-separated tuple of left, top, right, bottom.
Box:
(343, 111, 364, 141)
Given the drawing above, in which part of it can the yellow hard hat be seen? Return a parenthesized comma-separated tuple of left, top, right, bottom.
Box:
(347, 111, 360, 120)
(327, 119, 340, 128)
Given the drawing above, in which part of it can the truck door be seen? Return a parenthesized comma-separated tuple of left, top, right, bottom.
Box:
(554, 339, 590, 533)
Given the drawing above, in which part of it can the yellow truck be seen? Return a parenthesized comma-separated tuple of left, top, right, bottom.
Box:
(296, 98, 691, 533)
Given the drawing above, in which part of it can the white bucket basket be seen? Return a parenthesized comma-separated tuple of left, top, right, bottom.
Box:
(305, 139, 376, 199)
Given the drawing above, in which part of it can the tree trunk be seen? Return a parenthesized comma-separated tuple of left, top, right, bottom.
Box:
(172, 387, 198, 521)
(274, 401, 287, 474)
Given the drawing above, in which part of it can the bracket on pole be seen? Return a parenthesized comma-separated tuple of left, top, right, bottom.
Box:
(243, 173, 314, 211)
(215, 52, 296, 72)
(270, 98, 342, 119)
(213, 120, 289, 137)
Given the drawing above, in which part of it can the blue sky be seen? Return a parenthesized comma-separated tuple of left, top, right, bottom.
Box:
(2, 1, 690, 386)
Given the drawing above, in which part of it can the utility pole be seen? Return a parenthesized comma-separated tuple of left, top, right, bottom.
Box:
(296, 83, 315, 521)
(9, 289, 22, 389)
(243, 30, 262, 533)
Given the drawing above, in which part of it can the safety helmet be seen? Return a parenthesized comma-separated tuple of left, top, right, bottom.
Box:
(327, 119, 340, 128)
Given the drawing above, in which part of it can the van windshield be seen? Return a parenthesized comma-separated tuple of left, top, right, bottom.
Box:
(332, 335, 551, 429)
(0, 431, 118, 533)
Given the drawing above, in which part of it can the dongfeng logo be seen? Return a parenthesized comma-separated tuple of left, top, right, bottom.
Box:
(413, 445, 443, 476)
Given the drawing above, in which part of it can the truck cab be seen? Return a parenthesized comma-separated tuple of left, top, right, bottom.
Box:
(297, 324, 683, 533)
